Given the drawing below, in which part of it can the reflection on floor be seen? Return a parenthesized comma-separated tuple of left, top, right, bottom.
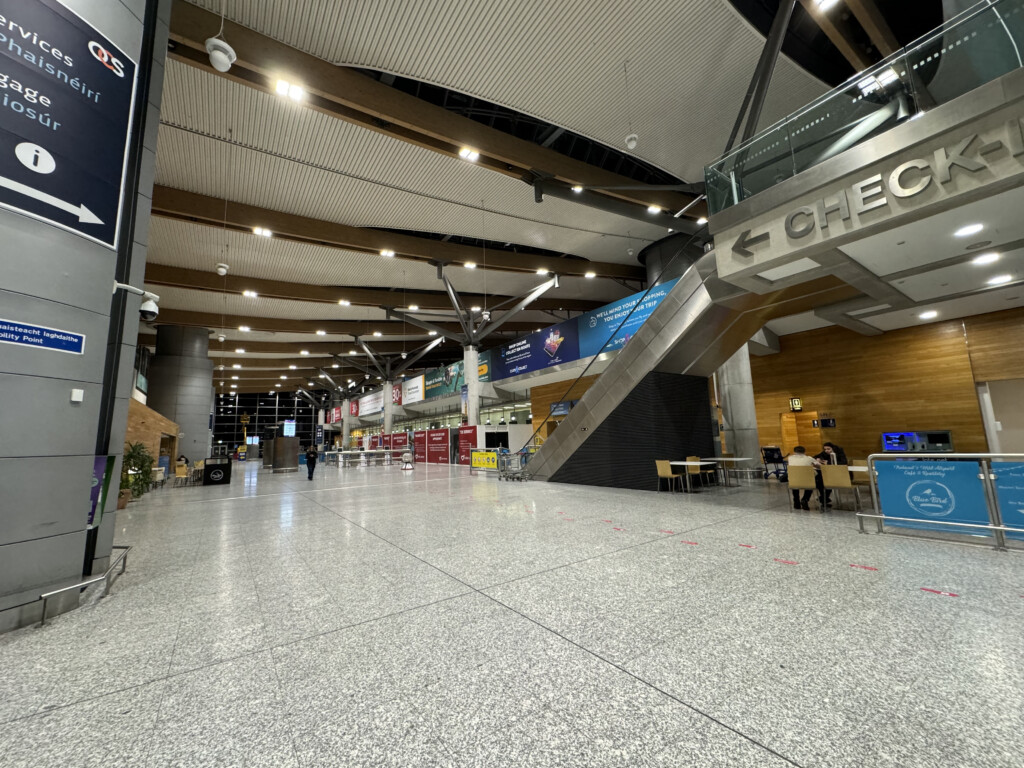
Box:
(2, 462, 1023, 767)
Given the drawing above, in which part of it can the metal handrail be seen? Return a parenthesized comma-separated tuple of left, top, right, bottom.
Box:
(859, 452, 1024, 549)
(39, 544, 131, 626)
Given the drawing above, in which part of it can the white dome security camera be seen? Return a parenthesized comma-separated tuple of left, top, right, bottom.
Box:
(215, 263, 229, 276)
(205, 37, 236, 73)
(217, 334, 226, 342)
(627, 248, 635, 257)
(401, 352, 407, 359)
(139, 297, 159, 322)
(625, 133, 638, 150)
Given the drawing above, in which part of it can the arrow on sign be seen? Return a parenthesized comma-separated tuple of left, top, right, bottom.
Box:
(732, 229, 769, 257)
(0, 175, 103, 225)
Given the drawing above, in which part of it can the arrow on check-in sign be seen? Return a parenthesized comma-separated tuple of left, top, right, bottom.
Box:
(0, 175, 103, 224)
(732, 229, 769, 257)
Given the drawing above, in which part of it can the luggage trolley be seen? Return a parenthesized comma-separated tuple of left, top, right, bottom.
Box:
(498, 452, 528, 481)
(760, 446, 787, 481)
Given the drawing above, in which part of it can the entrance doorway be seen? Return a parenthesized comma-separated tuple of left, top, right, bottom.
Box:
(780, 411, 823, 456)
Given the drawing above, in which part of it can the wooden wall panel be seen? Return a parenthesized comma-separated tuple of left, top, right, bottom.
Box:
(750, 321, 987, 460)
(529, 375, 599, 427)
(964, 306, 1024, 382)
(126, 399, 179, 460)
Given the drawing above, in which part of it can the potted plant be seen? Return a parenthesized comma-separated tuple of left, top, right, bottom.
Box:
(120, 441, 154, 503)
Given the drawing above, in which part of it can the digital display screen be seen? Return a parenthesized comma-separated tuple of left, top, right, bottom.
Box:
(283, 420, 296, 437)
(882, 431, 953, 452)
(882, 432, 912, 451)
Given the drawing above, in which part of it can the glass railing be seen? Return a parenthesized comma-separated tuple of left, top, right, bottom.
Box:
(705, 0, 1024, 215)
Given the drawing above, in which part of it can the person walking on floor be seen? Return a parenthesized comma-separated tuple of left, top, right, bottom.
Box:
(786, 446, 819, 510)
(305, 445, 318, 481)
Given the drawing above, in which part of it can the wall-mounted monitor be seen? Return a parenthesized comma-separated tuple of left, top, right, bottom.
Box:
(881, 431, 953, 452)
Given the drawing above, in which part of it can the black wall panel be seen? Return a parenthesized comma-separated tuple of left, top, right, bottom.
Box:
(550, 371, 714, 491)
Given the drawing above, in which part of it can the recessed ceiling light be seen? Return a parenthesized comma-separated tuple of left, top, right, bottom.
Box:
(988, 274, 1013, 285)
(230, 384, 237, 388)
(380, 249, 395, 258)
(275, 383, 281, 387)
(338, 299, 350, 306)
(408, 304, 419, 311)
(231, 375, 239, 380)
(308, 381, 315, 386)
(972, 252, 1000, 265)
(235, 348, 245, 353)
(646, 205, 661, 214)
(300, 350, 309, 355)
(918, 310, 938, 320)
(242, 290, 258, 298)
(319, 374, 326, 378)
(289, 365, 297, 370)
(584, 271, 596, 279)
(349, 350, 357, 354)
(280, 375, 287, 379)
(275, 79, 290, 95)
(238, 326, 250, 332)
(697, 216, 709, 225)
(288, 84, 303, 101)
(428, 330, 438, 336)
(253, 227, 272, 237)
(955, 223, 984, 237)
(372, 331, 382, 337)
(232, 364, 242, 369)
(571, 185, 583, 193)
(331, 363, 339, 368)
(536, 268, 549, 275)
(316, 329, 326, 336)
(458, 147, 480, 161)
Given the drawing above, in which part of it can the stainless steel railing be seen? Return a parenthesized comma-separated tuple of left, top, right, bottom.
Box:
(38, 544, 131, 626)
(858, 453, 1024, 550)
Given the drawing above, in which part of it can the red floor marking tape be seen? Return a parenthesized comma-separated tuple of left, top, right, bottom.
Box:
(680, 540, 699, 545)
(601, 520, 612, 523)
(774, 558, 799, 565)
(613, 527, 625, 531)
(659, 530, 675, 535)
(921, 588, 959, 597)
(849, 564, 878, 571)
(564, 518, 574, 522)
(739, 544, 756, 549)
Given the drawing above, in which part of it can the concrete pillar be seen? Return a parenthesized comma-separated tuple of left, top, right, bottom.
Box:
(383, 382, 394, 434)
(342, 398, 351, 448)
(148, 326, 214, 462)
(717, 344, 761, 462)
(463, 346, 481, 426)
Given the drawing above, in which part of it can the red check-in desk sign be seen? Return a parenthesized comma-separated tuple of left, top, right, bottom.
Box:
(458, 425, 478, 465)
(382, 434, 392, 449)
(413, 431, 427, 463)
(427, 429, 450, 464)
(391, 433, 409, 450)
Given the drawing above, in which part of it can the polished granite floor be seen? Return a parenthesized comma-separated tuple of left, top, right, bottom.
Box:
(2, 462, 1023, 767)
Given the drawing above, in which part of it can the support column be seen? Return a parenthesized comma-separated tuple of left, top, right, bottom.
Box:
(463, 346, 481, 426)
(342, 398, 351, 448)
(147, 326, 214, 462)
(717, 344, 761, 462)
(383, 382, 394, 435)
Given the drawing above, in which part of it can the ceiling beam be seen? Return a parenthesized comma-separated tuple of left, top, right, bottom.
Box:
(152, 186, 645, 281)
(845, 0, 901, 57)
(151, 309, 537, 335)
(144, 264, 602, 312)
(167, 0, 704, 218)
(798, 0, 874, 72)
(141, 334, 465, 355)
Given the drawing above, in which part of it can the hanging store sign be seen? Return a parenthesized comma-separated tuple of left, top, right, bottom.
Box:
(0, 0, 137, 248)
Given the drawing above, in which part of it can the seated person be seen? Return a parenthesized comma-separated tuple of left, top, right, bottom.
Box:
(813, 442, 848, 507)
(177, 454, 189, 465)
(786, 446, 819, 510)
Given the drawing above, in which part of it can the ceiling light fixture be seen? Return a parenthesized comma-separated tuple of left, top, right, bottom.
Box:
(428, 330, 438, 336)
(231, 375, 239, 380)
(697, 217, 709, 225)
(242, 290, 258, 298)
(536, 268, 549, 275)
(408, 304, 419, 311)
(238, 325, 250, 332)
(349, 350, 357, 354)
(816, 0, 840, 10)
(300, 350, 309, 355)
(372, 331, 382, 337)
(381, 249, 395, 258)
(275, 383, 281, 387)
(275, 79, 304, 101)
(464, 262, 476, 269)
(289, 365, 297, 370)
(955, 223, 984, 237)
(230, 384, 237, 388)
(988, 274, 1013, 285)
(338, 299, 350, 306)
(584, 271, 596, 279)
(458, 147, 480, 161)
(331, 364, 339, 369)
(232, 364, 242, 369)
(315, 329, 326, 336)
(918, 310, 938, 320)
(972, 252, 1000, 265)
(571, 185, 583, 193)
(253, 227, 272, 237)
(280, 375, 287, 379)
(235, 348, 245, 353)
(646, 205, 661, 214)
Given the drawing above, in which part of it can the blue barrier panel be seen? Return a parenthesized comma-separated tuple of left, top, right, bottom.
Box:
(875, 460, 991, 535)
(992, 462, 1024, 540)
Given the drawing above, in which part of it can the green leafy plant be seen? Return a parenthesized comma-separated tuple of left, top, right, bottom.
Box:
(120, 441, 154, 499)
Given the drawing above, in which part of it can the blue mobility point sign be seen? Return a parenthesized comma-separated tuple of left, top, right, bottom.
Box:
(992, 462, 1024, 541)
(875, 460, 991, 534)
(578, 278, 680, 358)
(0, 316, 84, 353)
(0, 0, 137, 248)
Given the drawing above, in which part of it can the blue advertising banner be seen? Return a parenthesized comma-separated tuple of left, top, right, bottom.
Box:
(578, 278, 679, 358)
(876, 460, 991, 534)
(993, 462, 1024, 540)
(493, 318, 579, 379)
(0, 316, 84, 353)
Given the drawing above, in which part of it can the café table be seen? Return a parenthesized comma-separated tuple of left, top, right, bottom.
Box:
(669, 460, 718, 492)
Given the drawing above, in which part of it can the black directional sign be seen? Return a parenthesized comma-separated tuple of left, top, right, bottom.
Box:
(0, 0, 137, 249)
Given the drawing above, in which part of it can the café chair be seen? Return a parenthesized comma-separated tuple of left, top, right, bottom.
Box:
(655, 460, 684, 493)
(687, 456, 717, 487)
(821, 464, 861, 511)
(786, 465, 821, 511)
(174, 463, 189, 487)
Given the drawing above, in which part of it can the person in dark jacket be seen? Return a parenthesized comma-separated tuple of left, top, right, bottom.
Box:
(814, 442, 847, 506)
(305, 446, 318, 480)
